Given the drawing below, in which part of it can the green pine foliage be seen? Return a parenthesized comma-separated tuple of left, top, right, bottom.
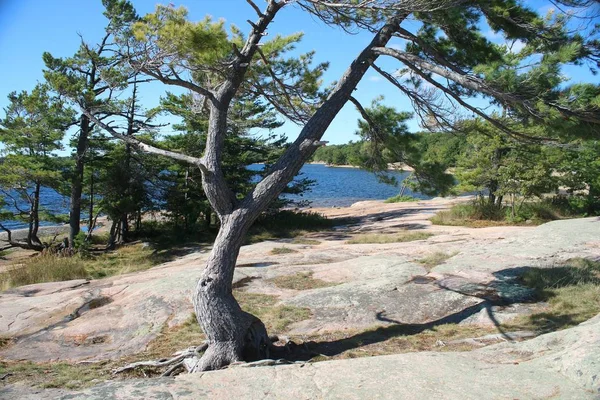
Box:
(0, 85, 74, 248)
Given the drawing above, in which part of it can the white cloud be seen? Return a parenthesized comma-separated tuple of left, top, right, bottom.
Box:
(508, 39, 526, 54)
(485, 29, 503, 42)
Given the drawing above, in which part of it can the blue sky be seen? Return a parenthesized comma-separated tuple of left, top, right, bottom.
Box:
(0, 0, 598, 148)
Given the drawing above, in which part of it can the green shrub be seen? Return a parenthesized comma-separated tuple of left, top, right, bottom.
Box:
(72, 232, 91, 256)
(430, 196, 587, 227)
(384, 195, 420, 203)
(247, 210, 334, 243)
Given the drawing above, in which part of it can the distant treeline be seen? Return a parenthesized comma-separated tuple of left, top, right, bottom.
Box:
(312, 132, 466, 169)
(312, 126, 600, 219)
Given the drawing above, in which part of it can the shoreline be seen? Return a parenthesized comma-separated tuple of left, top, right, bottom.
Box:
(0, 224, 71, 243)
(307, 161, 415, 172)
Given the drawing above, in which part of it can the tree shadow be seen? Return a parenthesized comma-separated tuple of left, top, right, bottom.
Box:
(275, 260, 600, 361)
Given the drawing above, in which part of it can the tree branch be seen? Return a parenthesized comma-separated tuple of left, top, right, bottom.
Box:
(140, 69, 217, 105)
(372, 46, 600, 126)
(242, 13, 407, 213)
(78, 106, 206, 169)
(246, 0, 265, 17)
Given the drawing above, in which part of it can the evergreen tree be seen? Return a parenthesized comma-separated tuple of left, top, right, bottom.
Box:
(43, 0, 138, 247)
(455, 119, 557, 216)
(0, 85, 74, 251)
(89, 0, 599, 370)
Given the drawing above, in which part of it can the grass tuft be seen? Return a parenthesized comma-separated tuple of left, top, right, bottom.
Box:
(247, 211, 335, 244)
(305, 323, 496, 362)
(291, 238, 321, 245)
(384, 195, 420, 203)
(268, 272, 338, 290)
(417, 251, 458, 270)
(347, 231, 433, 244)
(0, 243, 174, 290)
(0, 255, 89, 290)
(234, 290, 311, 333)
(506, 258, 600, 333)
(270, 247, 298, 255)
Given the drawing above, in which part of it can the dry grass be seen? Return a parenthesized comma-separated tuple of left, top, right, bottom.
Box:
(234, 290, 311, 333)
(347, 231, 433, 244)
(505, 258, 600, 333)
(0, 360, 112, 390)
(268, 272, 338, 291)
(0, 243, 172, 290)
(270, 247, 298, 255)
(417, 251, 459, 270)
(303, 323, 497, 362)
(291, 238, 321, 245)
(0, 313, 205, 389)
(0, 254, 88, 290)
(430, 212, 520, 228)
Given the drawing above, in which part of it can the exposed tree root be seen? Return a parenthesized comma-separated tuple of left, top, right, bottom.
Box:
(112, 343, 208, 376)
(112, 334, 316, 376)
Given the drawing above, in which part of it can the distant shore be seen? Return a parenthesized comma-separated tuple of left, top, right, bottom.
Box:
(307, 161, 415, 172)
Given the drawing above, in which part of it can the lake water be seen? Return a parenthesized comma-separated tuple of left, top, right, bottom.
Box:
(273, 163, 427, 207)
(1, 163, 424, 230)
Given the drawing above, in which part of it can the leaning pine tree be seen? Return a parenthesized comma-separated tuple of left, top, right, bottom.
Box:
(78, 0, 599, 371)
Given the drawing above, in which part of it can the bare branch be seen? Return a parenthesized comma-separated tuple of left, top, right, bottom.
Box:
(140, 68, 217, 105)
(78, 106, 206, 169)
(242, 13, 407, 212)
(246, 0, 265, 17)
(348, 96, 384, 141)
(372, 46, 600, 125)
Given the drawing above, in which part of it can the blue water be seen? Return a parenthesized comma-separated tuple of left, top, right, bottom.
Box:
(1, 164, 425, 229)
(0, 187, 69, 231)
(251, 163, 428, 207)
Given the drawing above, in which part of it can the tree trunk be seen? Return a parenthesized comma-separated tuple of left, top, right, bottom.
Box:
(120, 213, 129, 242)
(192, 211, 270, 371)
(188, 13, 404, 371)
(69, 114, 90, 246)
(488, 181, 498, 207)
(496, 195, 503, 208)
(29, 182, 43, 248)
(88, 167, 95, 235)
(106, 219, 120, 250)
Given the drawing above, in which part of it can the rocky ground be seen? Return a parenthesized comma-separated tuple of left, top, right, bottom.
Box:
(1, 197, 599, 398)
(5, 313, 599, 399)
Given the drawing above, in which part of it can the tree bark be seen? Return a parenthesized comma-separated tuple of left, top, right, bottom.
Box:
(69, 114, 90, 246)
(29, 182, 43, 248)
(192, 13, 404, 371)
(192, 210, 270, 371)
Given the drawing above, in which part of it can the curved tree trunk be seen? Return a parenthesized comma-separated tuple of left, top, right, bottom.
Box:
(192, 211, 271, 371)
(81, 4, 403, 372)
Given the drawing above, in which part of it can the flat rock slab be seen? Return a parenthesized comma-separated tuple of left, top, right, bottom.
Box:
(1, 199, 598, 362)
(4, 313, 599, 399)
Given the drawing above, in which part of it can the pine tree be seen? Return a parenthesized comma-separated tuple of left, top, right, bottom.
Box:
(42, 0, 138, 247)
(85, 0, 599, 370)
(0, 85, 74, 250)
